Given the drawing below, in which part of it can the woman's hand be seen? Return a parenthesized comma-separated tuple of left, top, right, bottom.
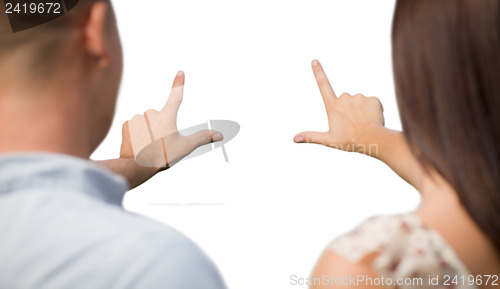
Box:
(294, 60, 385, 156)
(294, 60, 425, 190)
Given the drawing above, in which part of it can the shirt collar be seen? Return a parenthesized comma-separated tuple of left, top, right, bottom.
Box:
(0, 153, 129, 206)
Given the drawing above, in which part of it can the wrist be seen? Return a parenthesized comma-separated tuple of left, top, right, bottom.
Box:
(358, 124, 389, 158)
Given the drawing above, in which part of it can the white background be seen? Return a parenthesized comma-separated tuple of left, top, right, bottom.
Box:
(92, 1, 420, 288)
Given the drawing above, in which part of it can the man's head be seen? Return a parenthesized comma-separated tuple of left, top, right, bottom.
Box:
(0, 0, 122, 157)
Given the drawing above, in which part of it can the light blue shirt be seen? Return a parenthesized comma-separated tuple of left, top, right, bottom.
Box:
(0, 153, 226, 289)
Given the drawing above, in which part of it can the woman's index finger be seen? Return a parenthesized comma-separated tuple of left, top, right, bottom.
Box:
(312, 60, 338, 101)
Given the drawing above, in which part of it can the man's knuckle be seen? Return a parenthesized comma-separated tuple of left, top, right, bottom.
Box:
(145, 109, 158, 115)
(130, 114, 143, 122)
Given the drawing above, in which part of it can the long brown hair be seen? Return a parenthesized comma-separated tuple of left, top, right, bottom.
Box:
(392, 0, 500, 250)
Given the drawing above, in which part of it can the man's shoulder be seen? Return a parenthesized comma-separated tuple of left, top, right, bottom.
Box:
(1, 190, 226, 289)
(56, 195, 225, 288)
(63, 194, 201, 253)
(89, 208, 226, 288)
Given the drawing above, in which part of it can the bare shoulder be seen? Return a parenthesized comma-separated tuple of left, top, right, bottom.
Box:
(311, 250, 385, 288)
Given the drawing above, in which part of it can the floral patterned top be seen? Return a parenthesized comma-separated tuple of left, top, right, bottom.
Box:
(328, 214, 477, 289)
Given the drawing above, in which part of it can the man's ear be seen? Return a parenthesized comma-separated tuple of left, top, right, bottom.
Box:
(84, 2, 109, 68)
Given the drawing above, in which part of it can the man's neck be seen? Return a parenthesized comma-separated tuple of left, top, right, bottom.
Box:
(0, 82, 91, 159)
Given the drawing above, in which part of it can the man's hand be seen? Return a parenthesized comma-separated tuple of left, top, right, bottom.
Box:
(294, 60, 424, 190)
(122, 71, 222, 169)
(96, 71, 223, 190)
(294, 60, 385, 156)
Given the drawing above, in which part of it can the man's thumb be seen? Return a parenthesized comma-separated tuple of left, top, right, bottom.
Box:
(188, 130, 224, 148)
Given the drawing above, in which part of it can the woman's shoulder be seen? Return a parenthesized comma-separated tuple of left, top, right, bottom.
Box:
(327, 214, 475, 288)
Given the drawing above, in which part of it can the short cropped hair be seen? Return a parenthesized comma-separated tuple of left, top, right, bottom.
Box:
(0, 0, 109, 78)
